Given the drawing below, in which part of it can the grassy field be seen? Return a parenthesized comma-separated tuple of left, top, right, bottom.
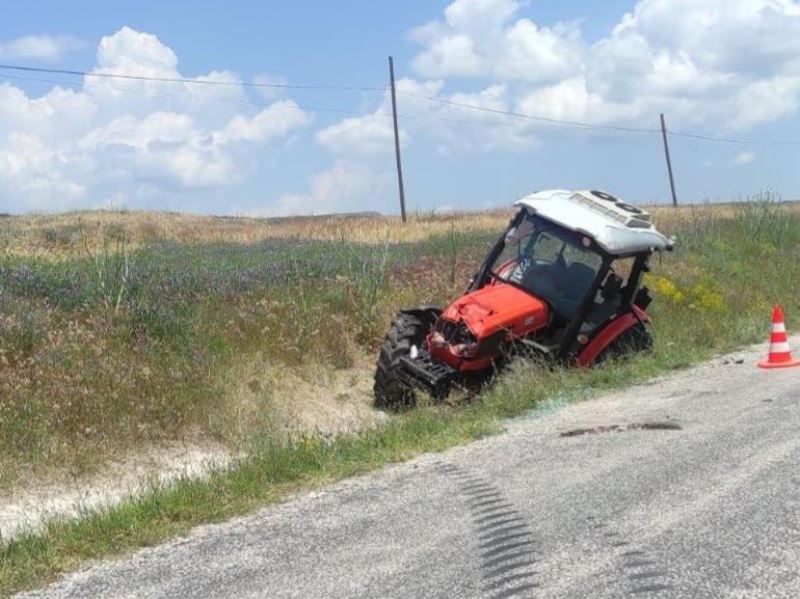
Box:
(1, 196, 799, 594)
(0, 210, 503, 482)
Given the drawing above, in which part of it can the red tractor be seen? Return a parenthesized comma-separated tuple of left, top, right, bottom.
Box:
(374, 189, 673, 409)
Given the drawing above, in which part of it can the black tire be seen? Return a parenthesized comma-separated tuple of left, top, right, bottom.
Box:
(596, 323, 653, 364)
(373, 313, 429, 410)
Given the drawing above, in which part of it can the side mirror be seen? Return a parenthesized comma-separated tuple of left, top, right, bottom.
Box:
(634, 286, 653, 310)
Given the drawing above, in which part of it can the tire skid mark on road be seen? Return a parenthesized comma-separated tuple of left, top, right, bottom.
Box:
(436, 462, 539, 598)
(473, 503, 517, 517)
(585, 515, 674, 596)
(475, 511, 519, 526)
(480, 540, 533, 560)
(479, 523, 530, 540)
(477, 517, 526, 533)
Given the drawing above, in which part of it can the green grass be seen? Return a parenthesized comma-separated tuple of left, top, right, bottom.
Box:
(0, 232, 493, 474)
(2, 197, 800, 595)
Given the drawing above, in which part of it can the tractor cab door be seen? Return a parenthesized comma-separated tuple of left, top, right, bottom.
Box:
(580, 254, 647, 336)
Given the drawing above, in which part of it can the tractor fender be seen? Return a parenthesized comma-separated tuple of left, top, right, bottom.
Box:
(576, 306, 651, 367)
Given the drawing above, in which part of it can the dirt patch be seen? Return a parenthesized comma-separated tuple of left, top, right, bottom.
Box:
(0, 356, 387, 540)
(0, 441, 232, 540)
(266, 360, 389, 438)
(220, 352, 388, 441)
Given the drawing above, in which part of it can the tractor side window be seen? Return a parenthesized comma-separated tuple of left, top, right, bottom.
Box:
(593, 257, 634, 302)
(610, 257, 635, 282)
(493, 230, 534, 278)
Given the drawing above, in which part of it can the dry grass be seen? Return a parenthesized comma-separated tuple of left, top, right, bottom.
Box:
(0, 209, 512, 258)
(4, 200, 799, 259)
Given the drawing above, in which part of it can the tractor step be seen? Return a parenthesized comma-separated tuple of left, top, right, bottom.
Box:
(397, 349, 458, 400)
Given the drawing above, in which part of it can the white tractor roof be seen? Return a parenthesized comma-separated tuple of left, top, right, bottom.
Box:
(515, 189, 672, 255)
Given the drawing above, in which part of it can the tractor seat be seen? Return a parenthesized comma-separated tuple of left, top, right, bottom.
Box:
(562, 262, 596, 300)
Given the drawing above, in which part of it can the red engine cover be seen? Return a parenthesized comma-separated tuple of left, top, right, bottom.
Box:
(441, 282, 549, 339)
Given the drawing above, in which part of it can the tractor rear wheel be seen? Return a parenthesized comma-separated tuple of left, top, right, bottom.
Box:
(597, 322, 653, 363)
(374, 312, 429, 410)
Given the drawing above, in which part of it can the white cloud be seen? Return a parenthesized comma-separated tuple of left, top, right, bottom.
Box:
(218, 100, 311, 145)
(0, 132, 87, 210)
(96, 27, 177, 75)
(407, 0, 800, 132)
(584, 0, 800, 129)
(269, 161, 393, 216)
(303, 0, 800, 217)
(316, 77, 535, 157)
(317, 110, 396, 156)
(0, 34, 86, 61)
(410, 0, 583, 84)
(0, 27, 310, 211)
(316, 0, 800, 177)
(734, 149, 756, 164)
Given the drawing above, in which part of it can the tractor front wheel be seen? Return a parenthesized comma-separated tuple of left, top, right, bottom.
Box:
(373, 312, 429, 410)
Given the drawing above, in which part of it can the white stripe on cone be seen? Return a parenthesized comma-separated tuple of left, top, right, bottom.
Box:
(772, 322, 787, 333)
(770, 341, 792, 354)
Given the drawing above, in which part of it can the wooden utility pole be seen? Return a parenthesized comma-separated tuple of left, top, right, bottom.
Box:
(388, 56, 407, 223)
(660, 113, 678, 207)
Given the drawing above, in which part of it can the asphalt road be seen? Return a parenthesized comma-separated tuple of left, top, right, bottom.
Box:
(22, 341, 800, 599)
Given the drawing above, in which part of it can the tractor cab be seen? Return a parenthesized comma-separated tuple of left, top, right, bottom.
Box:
(374, 190, 673, 409)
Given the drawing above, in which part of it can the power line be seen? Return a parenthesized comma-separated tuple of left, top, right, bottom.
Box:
(399, 90, 800, 146)
(399, 112, 533, 129)
(0, 63, 387, 92)
(3, 63, 799, 147)
(397, 90, 661, 134)
(668, 129, 800, 147)
(1, 73, 368, 117)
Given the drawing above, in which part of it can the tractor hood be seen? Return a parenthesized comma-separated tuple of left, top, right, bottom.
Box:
(440, 282, 549, 339)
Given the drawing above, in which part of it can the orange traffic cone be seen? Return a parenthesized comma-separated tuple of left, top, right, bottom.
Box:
(758, 305, 800, 369)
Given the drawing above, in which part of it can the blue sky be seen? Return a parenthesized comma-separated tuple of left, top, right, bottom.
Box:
(1, 0, 799, 215)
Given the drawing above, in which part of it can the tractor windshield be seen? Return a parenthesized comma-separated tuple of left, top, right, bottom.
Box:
(491, 214, 604, 319)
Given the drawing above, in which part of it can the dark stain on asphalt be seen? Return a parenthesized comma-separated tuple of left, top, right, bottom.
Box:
(631, 422, 682, 431)
(561, 425, 622, 437)
(561, 421, 682, 437)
